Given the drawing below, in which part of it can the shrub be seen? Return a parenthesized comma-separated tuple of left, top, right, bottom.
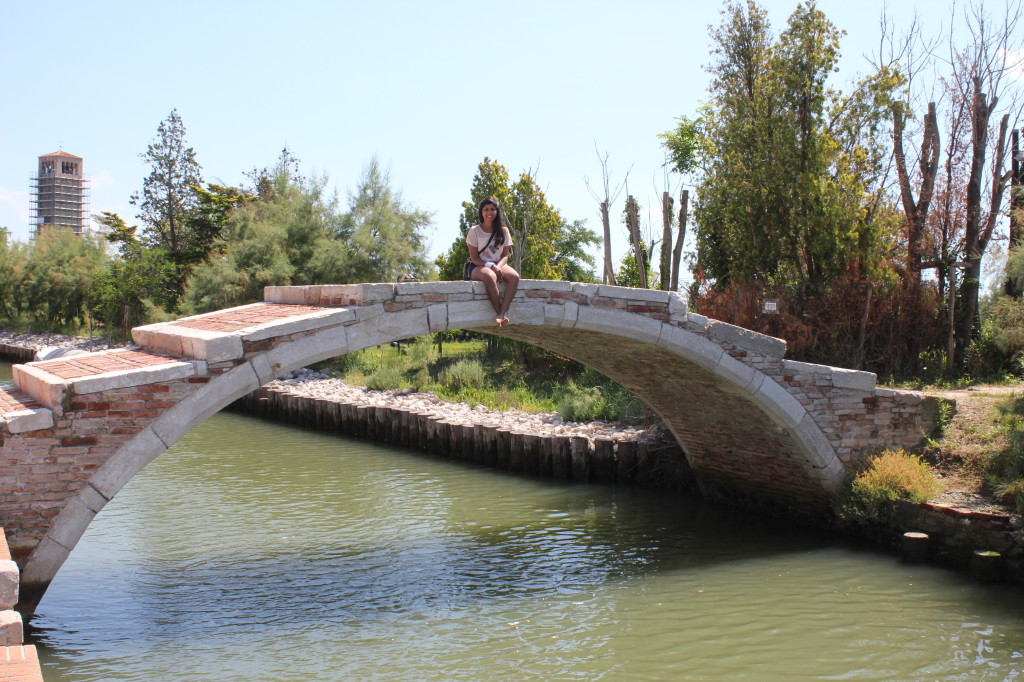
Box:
(995, 478, 1024, 514)
(848, 449, 941, 517)
(438, 359, 485, 391)
(556, 383, 608, 422)
(364, 366, 407, 391)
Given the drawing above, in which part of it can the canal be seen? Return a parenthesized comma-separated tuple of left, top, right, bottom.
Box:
(2, 361, 1024, 679)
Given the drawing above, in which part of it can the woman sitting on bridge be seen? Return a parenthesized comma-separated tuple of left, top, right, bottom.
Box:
(467, 196, 520, 326)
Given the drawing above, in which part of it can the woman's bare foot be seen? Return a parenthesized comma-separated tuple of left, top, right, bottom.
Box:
(499, 316, 509, 326)
(495, 317, 505, 326)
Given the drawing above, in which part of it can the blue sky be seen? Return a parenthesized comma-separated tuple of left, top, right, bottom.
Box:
(1, 0, 1017, 275)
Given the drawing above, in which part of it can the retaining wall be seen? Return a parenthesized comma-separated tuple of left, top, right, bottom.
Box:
(230, 387, 695, 490)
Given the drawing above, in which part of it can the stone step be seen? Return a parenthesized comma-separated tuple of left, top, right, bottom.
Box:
(0, 384, 53, 435)
(0, 644, 43, 681)
(11, 347, 202, 414)
(132, 301, 352, 363)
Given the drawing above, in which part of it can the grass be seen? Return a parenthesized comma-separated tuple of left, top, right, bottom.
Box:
(317, 333, 652, 424)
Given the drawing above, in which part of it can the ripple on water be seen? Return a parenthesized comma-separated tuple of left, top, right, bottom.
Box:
(25, 411, 1024, 681)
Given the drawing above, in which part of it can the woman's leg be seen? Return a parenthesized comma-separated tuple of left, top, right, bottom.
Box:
(470, 266, 504, 324)
(496, 266, 520, 322)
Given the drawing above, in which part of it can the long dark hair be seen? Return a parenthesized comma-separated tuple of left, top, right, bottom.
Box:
(477, 196, 507, 247)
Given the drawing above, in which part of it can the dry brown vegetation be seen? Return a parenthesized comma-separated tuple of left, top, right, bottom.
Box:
(922, 385, 1019, 513)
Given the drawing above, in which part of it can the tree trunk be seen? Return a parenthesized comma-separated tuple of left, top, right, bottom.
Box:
(627, 195, 647, 288)
(853, 281, 872, 370)
(660, 191, 673, 290)
(892, 102, 940, 285)
(601, 201, 616, 285)
(946, 268, 957, 374)
(671, 190, 689, 291)
(1005, 129, 1020, 296)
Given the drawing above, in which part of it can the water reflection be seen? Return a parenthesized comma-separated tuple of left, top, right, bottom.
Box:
(22, 409, 1024, 681)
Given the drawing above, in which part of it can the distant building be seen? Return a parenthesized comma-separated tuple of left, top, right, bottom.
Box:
(30, 151, 91, 236)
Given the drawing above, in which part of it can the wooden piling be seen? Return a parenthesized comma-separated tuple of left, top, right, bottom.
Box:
(593, 438, 616, 483)
(570, 437, 589, 482)
(616, 440, 637, 483)
(551, 436, 572, 479)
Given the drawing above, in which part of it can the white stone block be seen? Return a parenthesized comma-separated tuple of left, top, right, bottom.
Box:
(5, 407, 54, 434)
(570, 282, 599, 301)
(263, 286, 309, 304)
(752, 376, 806, 429)
(596, 284, 669, 303)
(783, 359, 833, 377)
(668, 291, 689, 318)
(11, 364, 66, 412)
(262, 327, 355, 376)
(71, 361, 198, 397)
(427, 303, 449, 333)
(707, 321, 787, 358)
(151, 363, 260, 448)
(242, 308, 355, 342)
(576, 307, 662, 344)
(0, 610, 22, 645)
(657, 325, 723, 372)
(686, 311, 709, 330)
(519, 279, 573, 293)
(46, 496, 98, 551)
(831, 367, 877, 391)
(89, 427, 168, 500)
(714, 353, 758, 394)
(446, 300, 498, 330)
(0, 560, 18, 610)
(250, 354, 276, 385)
(544, 302, 579, 328)
(131, 324, 185, 356)
(398, 281, 473, 295)
(508, 302, 545, 326)
(353, 303, 386, 323)
(20, 536, 72, 588)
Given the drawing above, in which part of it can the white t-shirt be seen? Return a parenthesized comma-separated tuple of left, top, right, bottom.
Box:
(466, 225, 513, 263)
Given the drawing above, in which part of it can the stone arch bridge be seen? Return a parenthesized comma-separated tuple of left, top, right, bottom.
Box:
(0, 280, 937, 615)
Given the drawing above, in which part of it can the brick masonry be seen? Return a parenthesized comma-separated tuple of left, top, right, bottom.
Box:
(0, 280, 938, 617)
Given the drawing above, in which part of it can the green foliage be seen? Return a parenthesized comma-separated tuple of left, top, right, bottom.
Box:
(847, 450, 941, 518)
(436, 158, 598, 282)
(616, 244, 654, 289)
(130, 109, 207, 308)
(659, 115, 703, 175)
(990, 395, 1024, 484)
(321, 336, 649, 422)
(556, 384, 608, 421)
(963, 319, 1010, 379)
(183, 155, 434, 313)
(19, 229, 107, 331)
(995, 478, 1024, 513)
(0, 229, 26, 321)
(691, 0, 901, 290)
(438, 359, 486, 391)
(365, 365, 408, 391)
(336, 156, 435, 282)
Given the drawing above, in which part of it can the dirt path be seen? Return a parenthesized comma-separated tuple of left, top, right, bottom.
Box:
(921, 384, 1020, 513)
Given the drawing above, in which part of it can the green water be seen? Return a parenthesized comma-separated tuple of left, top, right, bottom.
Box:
(2, 360, 1019, 680)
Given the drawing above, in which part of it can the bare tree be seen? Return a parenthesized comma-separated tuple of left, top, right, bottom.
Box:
(672, 190, 689, 291)
(953, 0, 1023, 346)
(585, 146, 629, 285)
(626, 195, 648, 288)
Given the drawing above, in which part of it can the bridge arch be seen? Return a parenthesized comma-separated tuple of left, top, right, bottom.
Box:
(5, 280, 934, 614)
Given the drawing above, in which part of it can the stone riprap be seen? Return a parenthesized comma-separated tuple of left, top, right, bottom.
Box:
(268, 369, 649, 443)
(0, 279, 938, 618)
